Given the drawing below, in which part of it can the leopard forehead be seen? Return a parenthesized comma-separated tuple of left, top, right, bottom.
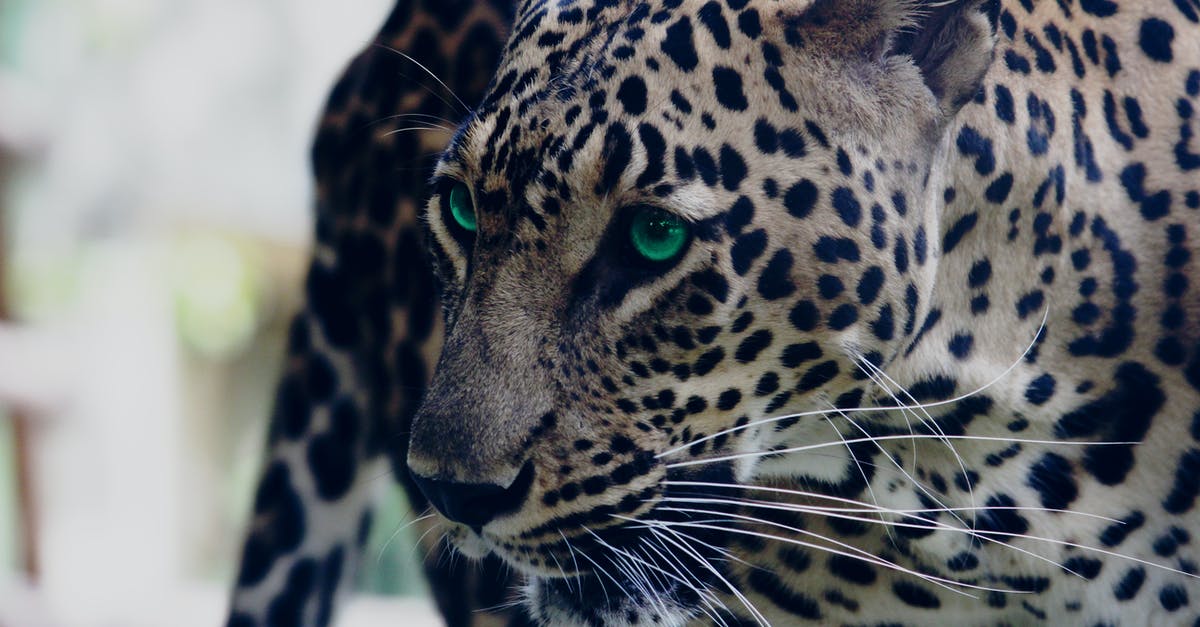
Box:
(439, 0, 944, 203)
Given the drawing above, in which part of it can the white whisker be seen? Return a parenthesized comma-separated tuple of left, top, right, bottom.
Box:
(666, 433, 1137, 470)
(373, 45, 471, 113)
(659, 308, 1049, 459)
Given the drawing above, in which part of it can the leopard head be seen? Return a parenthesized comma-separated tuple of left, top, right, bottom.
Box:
(406, 0, 996, 622)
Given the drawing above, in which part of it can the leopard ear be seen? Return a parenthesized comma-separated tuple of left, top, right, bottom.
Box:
(789, 0, 997, 116)
(890, 0, 999, 115)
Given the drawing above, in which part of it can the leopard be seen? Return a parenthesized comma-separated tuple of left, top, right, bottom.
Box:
(226, 0, 1200, 624)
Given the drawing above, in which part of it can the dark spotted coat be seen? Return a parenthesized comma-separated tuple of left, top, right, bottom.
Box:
(229, 0, 1200, 624)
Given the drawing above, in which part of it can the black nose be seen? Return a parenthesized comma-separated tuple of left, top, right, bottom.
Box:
(411, 462, 536, 529)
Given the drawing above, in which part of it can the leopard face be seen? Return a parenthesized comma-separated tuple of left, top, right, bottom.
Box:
(406, 0, 996, 622)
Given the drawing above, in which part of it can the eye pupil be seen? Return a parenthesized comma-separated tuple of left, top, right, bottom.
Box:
(449, 183, 477, 232)
(630, 207, 688, 262)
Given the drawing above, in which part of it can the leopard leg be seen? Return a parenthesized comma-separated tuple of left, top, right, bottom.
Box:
(226, 1, 520, 625)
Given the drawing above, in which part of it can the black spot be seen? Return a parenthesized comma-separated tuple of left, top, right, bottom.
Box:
(635, 124, 666, 187)
(1004, 49, 1031, 74)
(994, 84, 1015, 122)
(693, 147, 719, 186)
(789, 300, 820, 331)
(236, 463, 306, 587)
(1162, 449, 1200, 514)
(893, 581, 940, 609)
(276, 376, 312, 440)
(597, 123, 633, 195)
(747, 570, 821, 619)
(1159, 585, 1189, 611)
(817, 274, 844, 299)
(1016, 290, 1044, 319)
(976, 494, 1029, 541)
(784, 180, 819, 219)
(267, 559, 318, 627)
(943, 212, 979, 254)
(735, 329, 773, 363)
(986, 173, 1014, 204)
(828, 555, 876, 585)
(661, 18, 699, 71)
(1113, 567, 1145, 601)
(718, 144, 747, 191)
(307, 398, 360, 501)
(947, 333, 974, 360)
(1024, 373, 1056, 405)
(836, 148, 853, 175)
(814, 236, 860, 263)
(712, 66, 748, 111)
(831, 187, 862, 227)
(893, 236, 910, 273)
(755, 371, 780, 396)
(717, 388, 742, 411)
(1079, 0, 1117, 17)
(796, 360, 838, 393)
(1027, 452, 1078, 509)
(1139, 18, 1174, 62)
(306, 263, 360, 348)
(694, 347, 725, 376)
(1054, 362, 1162, 485)
(315, 546, 344, 626)
(957, 126, 996, 175)
(757, 249, 796, 299)
(754, 119, 778, 153)
(871, 305, 894, 341)
(697, 1, 732, 48)
(827, 304, 857, 330)
(947, 552, 979, 572)
(615, 76, 647, 114)
(737, 8, 762, 38)
(1002, 575, 1051, 594)
(731, 229, 767, 275)
(1099, 510, 1145, 547)
(781, 342, 821, 369)
(856, 267, 884, 304)
(724, 196, 754, 235)
(779, 129, 806, 157)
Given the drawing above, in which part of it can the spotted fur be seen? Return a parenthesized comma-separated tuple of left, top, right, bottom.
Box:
(229, 0, 1200, 624)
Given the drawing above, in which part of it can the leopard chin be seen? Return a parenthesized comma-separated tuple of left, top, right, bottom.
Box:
(527, 574, 697, 627)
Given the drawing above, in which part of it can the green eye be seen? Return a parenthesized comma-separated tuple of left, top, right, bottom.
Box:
(449, 183, 477, 232)
(630, 207, 689, 262)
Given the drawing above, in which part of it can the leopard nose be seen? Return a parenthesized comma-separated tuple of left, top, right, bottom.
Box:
(410, 461, 536, 529)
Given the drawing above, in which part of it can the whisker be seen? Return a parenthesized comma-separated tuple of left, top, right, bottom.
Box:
(373, 45, 472, 113)
(661, 481, 1123, 522)
(641, 509, 1023, 597)
(573, 528, 617, 607)
(653, 496, 1088, 579)
(831, 405, 974, 533)
(370, 112, 461, 128)
(851, 352, 978, 529)
(659, 308, 1049, 459)
(377, 509, 437, 562)
(559, 530, 585, 601)
(642, 530, 729, 624)
(381, 125, 455, 138)
(648, 522, 770, 627)
(666, 433, 1138, 470)
(655, 496, 1199, 583)
(821, 407, 898, 544)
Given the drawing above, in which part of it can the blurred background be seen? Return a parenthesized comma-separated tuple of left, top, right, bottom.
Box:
(0, 0, 440, 624)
